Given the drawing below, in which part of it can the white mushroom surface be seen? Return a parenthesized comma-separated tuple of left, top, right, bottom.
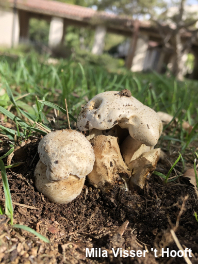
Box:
(35, 160, 86, 204)
(77, 91, 162, 146)
(88, 135, 130, 187)
(35, 129, 95, 204)
(38, 129, 95, 181)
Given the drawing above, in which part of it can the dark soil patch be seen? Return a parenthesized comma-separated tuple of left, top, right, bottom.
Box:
(0, 137, 198, 264)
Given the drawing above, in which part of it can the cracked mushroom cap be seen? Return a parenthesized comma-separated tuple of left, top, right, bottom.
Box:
(38, 129, 95, 181)
(77, 91, 162, 146)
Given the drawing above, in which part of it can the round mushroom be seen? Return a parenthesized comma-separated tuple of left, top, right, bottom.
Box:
(34, 129, 95, 204)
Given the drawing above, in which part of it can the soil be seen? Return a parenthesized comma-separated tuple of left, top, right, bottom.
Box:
(0, 125, 198, 264)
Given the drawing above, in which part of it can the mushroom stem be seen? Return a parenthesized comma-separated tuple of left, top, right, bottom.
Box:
(129, 148, 161, 189)
(120, 135, 153, 166)
(88, 135, 130, 188)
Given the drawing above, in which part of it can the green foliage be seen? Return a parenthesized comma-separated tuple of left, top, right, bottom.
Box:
(89, 0, 165, 15)
(29, 18, 50, 45)
(65, 26, 95, 52)
(0, 205, 4, 215)
(194, 212, 198, 222)
(74, 49, 125, 71)
(154, 153, 182, 183)
(0, 90, 9, 107)
(0, 44, 36, 56)
(104, 34, 127, 52)
(186, 53, 195, 73)
(52, 0, 92, 7)
(0, 159, 14, 224)
(0, 53, 197, 151)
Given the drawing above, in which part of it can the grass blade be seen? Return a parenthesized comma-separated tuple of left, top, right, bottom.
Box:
(0, 147, 14, 160)
(13, 224, 50, 243)
(0, 106, 28, 128)
(0, 125, 21, 138)
(153, 171, 166, 179)
(0, 159, 13, 224)
(165, 153, 181, 183)
(4, 81, 17, 107)
(0, 205, 4, 215)
(5, 162, 24, 169)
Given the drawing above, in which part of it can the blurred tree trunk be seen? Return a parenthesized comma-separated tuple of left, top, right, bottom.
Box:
(155, 0, 198, 80)
(171, 0, 185, 80)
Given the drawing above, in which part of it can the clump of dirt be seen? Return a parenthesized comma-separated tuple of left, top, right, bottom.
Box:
(0, 134, 198, 264)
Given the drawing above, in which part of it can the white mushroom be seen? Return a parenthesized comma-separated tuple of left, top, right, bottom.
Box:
(38, 129, 95, 181)
(35, 129, 95, 203)
(77, 90, 162, 146)
(88, 135, 130, 188)
(77, 90, 162, 189)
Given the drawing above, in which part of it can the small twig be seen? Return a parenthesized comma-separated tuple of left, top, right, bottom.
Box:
(170, 229, 192, 264)
(175, 195, 188, 229)
(65, 98, 71, 129)
(0, 198, 39, 210)
(34, 122, 51, 133)
(7, 152, 14, 166)
(117, 220, 129, 236)
(16, 93, 31, 101)
(22, 116, 51, 134)
(0, 134, 9, 139)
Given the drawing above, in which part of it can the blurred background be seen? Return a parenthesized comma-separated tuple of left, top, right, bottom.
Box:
(0, 0, 198, 80)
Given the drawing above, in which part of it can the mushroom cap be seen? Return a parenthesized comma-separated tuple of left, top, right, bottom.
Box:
(38, 129, 95, 181)
(77, 91, 162, 146)
(35, 160, 85, 204)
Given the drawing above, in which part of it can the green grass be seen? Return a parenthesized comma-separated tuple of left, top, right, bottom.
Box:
(0, 53, 197, 150)
(154, 153, 182, 183)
